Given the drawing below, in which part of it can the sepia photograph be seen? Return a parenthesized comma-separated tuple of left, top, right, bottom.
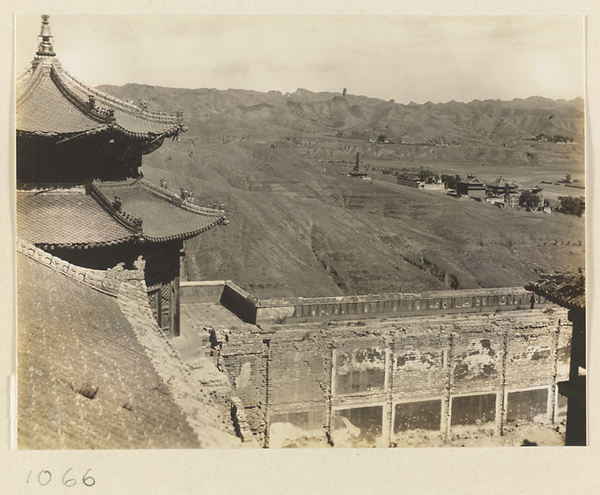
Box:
(14, 13, 585, 454)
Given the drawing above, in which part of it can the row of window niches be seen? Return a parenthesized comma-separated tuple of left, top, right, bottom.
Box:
(393, 396, 497, 432)
(333, 388, 551, 438)
(393, 394, 497, 432)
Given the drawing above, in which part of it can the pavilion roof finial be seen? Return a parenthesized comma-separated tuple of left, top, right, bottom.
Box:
(36, 14, 56, 57)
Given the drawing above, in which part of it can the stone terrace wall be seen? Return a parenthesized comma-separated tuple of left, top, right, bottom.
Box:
(181, 282, 552, 325)
(255, 288, 552, 324)
(215, 308, 572, 448)
(181, 281, 258, 323)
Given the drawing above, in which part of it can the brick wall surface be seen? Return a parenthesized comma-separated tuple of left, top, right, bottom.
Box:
(392, 329, 448, 399)
(17, 242, 243, 449)
(17, 250, 199, 449)
(269, 341, 330, 407)
(221, 307, 572, 447)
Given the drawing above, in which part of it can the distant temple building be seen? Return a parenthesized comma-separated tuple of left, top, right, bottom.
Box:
(456, 175, 486, 200)
(487, 177, 519, 196)
(16, 15, 225, 336)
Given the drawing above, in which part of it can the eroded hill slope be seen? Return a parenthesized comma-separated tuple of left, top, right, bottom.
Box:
(98, 85, 585, 298)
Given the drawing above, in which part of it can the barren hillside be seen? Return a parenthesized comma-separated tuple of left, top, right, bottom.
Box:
(99, 85, 585, 298)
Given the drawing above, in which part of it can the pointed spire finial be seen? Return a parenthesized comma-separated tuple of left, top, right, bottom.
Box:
(36, 14, 56, 57)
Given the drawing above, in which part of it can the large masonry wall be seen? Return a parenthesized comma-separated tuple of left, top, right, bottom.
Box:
(212, 307, 571, 447)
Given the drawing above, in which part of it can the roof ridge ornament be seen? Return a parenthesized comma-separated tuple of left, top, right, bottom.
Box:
(36, 15, 56, 58)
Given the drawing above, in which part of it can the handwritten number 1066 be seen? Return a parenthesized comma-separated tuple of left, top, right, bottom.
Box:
(27, 469, 95, 487)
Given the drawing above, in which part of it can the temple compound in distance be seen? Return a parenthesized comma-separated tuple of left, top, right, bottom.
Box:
(15, 16, 580, 449)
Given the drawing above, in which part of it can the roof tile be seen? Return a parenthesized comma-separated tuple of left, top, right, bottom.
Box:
(17, 188, 136, 247)
(17, 68, 102, 134)
(17, 60, 184, 139)
(93, 180, 225, 242)
(17, 180, 225, 248)
(526, 272, 585, 310)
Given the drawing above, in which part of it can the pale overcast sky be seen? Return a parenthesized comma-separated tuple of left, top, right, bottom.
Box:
(15, 15, 584, 104)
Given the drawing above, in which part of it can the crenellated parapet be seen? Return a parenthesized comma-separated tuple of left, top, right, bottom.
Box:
(17, 239, 144, 296)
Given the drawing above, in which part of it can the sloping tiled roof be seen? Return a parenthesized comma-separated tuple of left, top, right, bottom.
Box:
(526, 272, 585, 310)
(17, 188, 136, 248)
(17, 180, 225, 248)
(17, 58, 185, 139)
(459, 176, 484, 186)
(488, 178, 518, 190)
(92, 179, 225, 242)
(17, 251, 202, 449)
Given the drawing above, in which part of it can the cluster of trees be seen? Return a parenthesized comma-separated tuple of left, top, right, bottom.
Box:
(425, 135, 461, 146)
(531, 133, 574, 143)
(417, 167, 439, 182)
(558, 196, 585, 217)
(441, 174, 462, 190)
(518, 190, 541, 209)
(396, 166, 440, 183)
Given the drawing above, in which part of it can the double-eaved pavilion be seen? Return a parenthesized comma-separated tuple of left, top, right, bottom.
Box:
(16, 15, 225, 336)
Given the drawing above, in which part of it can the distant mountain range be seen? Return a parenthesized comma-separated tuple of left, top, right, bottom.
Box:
(99, 84, 584, 146)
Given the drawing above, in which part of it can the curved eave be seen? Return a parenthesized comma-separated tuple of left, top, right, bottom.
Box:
(16, 58, 185, 139)
(36, 235, 139, 250)
(110, 124, 180, 141)
(58, 65, 183, 124)
(35, 217, 225, 249)
(17, 126, 109, 139)
(55, 64, 185, 137)
(140, 217, 226, 244)
(16, 126, 174, 145)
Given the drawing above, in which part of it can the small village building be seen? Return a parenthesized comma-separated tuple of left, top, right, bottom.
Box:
(420, 177, 445, 190)
(504, 192, 520, 209)
(16, 15, 225, 336)
(456, 175, 486, 200)
(397, 176, 420, 188)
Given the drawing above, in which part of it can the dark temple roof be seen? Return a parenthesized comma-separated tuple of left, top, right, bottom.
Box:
(16, 17, 185, 140)
(487, 177, 519, 191)
(526, 271, 585, 310)
(17, 61, 184, 139)
(17, 180, 225, 249)
(458, 176, 485, 188)
(17, 188, 136, 248)
(92, 179, 226, 242)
